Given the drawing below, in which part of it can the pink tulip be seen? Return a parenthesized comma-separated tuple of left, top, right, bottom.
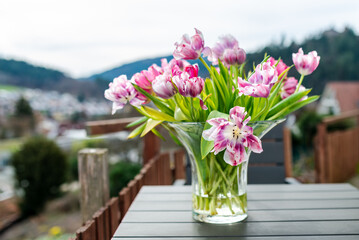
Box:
(172, 64, 199, 78)
(161, 58, 190, 75)
(131, 72, 152, 92)
(223, 47, 246, 66)
(280, 77, 307, 100)
(202, 106, 262, 166)
(183, 64, 199, 78)
(237, 62, 278, 98)
(152, 74, 176, 99)
(268, 57, 288, 77)
(172, 72, 207, 110)
(172, 72, 204, 98)
(144, 64, 162, 81)
(292, 48, 320, 76)
(131, 64, 162, 92)
(209, 34, 246, 66)
(104, 75, 144, 114)
(173, 28, 211, 60)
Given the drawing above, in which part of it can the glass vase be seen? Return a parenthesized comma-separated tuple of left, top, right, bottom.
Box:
(167, 119, 284, 224)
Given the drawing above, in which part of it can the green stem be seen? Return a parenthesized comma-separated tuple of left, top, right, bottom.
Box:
(209, 154, 215, 186)
(199, 57, 211, 73)
(214, 159, 231, 186)
(210, 194, 218, 215)
(190, 97, 195, 121)
(222, 182, 235, 214)
(296, 74, 304, 92)
(173, 94, 191, 118)
(209, 177, 222, 195)
(252, 98, 269, 121)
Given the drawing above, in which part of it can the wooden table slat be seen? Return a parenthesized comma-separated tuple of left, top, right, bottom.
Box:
(135, 191, 359, 201)
(139, 184, 358, 193)
(122, 209, 359, 223)
(129, 199, 359, 211)
(114, 221, 359, 237)
(113, 237, 359, 240)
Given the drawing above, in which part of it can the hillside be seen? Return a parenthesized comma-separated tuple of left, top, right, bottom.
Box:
(0, 59, 103, 98)
(87, 56, 210, 81)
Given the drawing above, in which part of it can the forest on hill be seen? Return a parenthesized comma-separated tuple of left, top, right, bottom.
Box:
(246, 27, 359, 95)
(0, 59, 102, 98)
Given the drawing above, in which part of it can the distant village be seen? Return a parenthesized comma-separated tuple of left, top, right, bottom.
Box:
(0, 87, 112, 138)
(0, 87, 111, 118)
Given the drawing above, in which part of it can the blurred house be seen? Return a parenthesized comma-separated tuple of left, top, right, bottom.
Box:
(317, 81, 359, 115)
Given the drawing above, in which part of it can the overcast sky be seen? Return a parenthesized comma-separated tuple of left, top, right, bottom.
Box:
(0, 0, 358, 78)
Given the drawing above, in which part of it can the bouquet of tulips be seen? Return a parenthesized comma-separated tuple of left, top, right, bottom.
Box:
(105, 28, 320, 166)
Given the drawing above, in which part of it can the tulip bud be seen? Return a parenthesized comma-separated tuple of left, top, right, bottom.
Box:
(292, 48, 320, 76)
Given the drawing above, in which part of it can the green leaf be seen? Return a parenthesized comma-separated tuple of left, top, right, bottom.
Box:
(268, 95, 320, 120)
(126, 116, 148, 128)
(233, 96, 242, 107)
(174, 106, 190, 121)
(260, 77, 285, 120)
(205, 78, 218, 107)
(211, 66, 228, 102)
(267, 89, 311, 118)
(277, 65, 292, 81)
(142, 106, 176, 122)
(174, 95, 192, 120)
(268, 78, 283, 103)
(127, 122, 146, 139)
(169, 130, 182, 146)
(140, 119, 163, 137)
(200, 110, 229, 159)
(162, 124, 182, 146)
(133, 84, 174, 115)
(218, 59, 230, 84)
(151, 128, 165, 141)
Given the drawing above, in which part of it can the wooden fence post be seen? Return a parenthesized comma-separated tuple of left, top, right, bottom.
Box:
(174, 150, 186, 180)
(160, 152, 172, 185)
(316, 123, 327, 183)
(78, 148, 110, 224)
(108, 197, 120, 236)
(283, 127, 293, 178)
(92, 208, 106, 240)
(119, 187, 131, 221)
(143, 131, 160, 164)
(76, 219, 96, 240)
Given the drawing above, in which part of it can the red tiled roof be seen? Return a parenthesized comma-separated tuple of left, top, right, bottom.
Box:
(327, 81, 359, 113)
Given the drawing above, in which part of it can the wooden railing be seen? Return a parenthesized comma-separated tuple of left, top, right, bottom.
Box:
(71, 117, 185, 240)
(86, 117, 160, 164)
(315, 109, 359, 183)
(72, 149, 186, 240)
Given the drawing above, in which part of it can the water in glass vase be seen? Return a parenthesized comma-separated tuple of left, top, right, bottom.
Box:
(193, 192, 248, 223)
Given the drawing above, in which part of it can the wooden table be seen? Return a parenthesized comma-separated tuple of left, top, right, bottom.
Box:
(113, 184, 359, 239)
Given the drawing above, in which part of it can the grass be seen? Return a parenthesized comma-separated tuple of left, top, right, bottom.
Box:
(0, 84, 21, 91)
(0, 138, 24, 152)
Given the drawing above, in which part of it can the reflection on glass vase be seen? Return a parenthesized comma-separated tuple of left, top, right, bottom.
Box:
(167, 119, 284, 224)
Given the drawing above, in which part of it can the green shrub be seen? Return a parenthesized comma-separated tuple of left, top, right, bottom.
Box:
(11, 137, 68, 216)
(109, 161, 141, 197)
